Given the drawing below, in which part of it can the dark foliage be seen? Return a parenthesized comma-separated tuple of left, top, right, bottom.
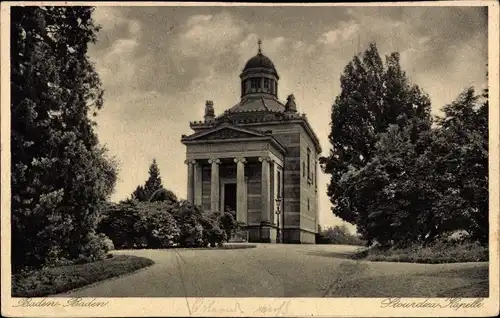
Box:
(11, 6, 118, 272)
(321, 43, 488, 247)
(316, 225, 366, 246)
(98, 200, 238, 249)
(131, 159, 177, 203)
(12, 255, 154, 297)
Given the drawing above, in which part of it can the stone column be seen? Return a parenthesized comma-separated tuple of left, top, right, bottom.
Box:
(194, 161, 203, 206)
(185, 160, 195, 203)
(259, 156, 271, 224)
(208, 158, 220, 213)
(234, 157, 247, 224)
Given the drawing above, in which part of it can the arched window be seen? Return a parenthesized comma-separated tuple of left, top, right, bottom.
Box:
(251, 78, 259, 92)
(307, 148, 311, 180)
(264, 78, 271, 92)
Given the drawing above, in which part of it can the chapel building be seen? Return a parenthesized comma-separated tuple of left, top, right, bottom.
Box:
(181, 41, 321, 243)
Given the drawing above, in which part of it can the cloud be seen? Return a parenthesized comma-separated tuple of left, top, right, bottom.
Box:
(93, 7, 125, 30)
(90, 7, 144, 92)
(318, 21, 360, 46)
(128, 19, 141, 36)
(186, 14, 213, 27)
(96, 38, 139, 89)
(177, 12, 245, 59)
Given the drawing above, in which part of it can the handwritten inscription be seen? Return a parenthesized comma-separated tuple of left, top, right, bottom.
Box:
(190, 299, 244, 314)
(254, 300, 292, 316)
(381, 298, 484, 310)
(13, 297, 109, 308)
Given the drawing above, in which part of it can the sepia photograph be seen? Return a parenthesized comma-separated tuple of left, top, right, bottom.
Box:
(1, 1, 499, 317)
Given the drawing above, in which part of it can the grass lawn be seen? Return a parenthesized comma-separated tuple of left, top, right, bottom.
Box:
(12, 255, 154, 297)
(352, 242, 488, 264)
(331, 265, 489, 297)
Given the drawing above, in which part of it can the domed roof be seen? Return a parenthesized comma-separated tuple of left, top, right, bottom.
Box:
(242, 39, 278, 76)
(243, 53, 276, 71)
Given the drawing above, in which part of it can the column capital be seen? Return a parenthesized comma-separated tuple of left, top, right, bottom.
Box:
(258, 156, 272, 162)
(208, 158, 221, 164)
(233, 157, 247, 164)
(184, 159, 196, 165)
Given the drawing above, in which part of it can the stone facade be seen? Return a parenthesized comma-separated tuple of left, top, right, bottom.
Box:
(181, 42, 321, 243)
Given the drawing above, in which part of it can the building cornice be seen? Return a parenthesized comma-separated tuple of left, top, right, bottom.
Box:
(239, 118, 322, 154)
(181, 136, 287, 155)
(187, 114, 322, 154)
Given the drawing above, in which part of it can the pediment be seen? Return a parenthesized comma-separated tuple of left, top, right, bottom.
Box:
(183, 123, 265, 142)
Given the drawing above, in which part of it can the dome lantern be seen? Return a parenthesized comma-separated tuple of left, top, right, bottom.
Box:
(240, 39, 279, 99)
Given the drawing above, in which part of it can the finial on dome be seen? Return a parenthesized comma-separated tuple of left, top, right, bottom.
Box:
(258, 39, 262, 54)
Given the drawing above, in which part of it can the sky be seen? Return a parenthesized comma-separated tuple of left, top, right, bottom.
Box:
(88, 5, 488, 232)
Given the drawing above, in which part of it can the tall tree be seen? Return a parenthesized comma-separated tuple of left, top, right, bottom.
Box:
(431, 87, 488, 244)
(342, 116, 436, 246)
(130, 159, 174, 202)
(11, 6, 117, 270)
(143, 159, 163, 199)
(131, 185, 147, 202)
(320, 43, 432, 227)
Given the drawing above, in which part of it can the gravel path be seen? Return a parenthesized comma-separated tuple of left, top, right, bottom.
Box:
(56, 244, 488, 297)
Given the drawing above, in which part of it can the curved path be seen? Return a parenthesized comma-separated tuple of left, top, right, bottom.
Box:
(57, 244, 488, 297)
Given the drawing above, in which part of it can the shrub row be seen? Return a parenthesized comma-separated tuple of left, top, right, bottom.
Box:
(12, 255, 154, 297)
(353, 241, 489, 264)
(97, 200, 239, 249)
(316, 225, 366, 246)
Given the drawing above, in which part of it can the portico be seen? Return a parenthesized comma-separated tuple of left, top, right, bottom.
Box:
(183, 126, 285, 230)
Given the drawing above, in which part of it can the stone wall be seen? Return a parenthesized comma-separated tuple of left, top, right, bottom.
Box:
(271, 127, 302, 231)
(299, 127, 319, 234)
(246, 121, 319, 240)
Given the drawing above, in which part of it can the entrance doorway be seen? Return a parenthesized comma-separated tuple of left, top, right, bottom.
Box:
(223, 183, 237, 215)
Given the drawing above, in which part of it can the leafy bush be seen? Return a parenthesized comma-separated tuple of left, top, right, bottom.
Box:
(199, 212, 227, 247)
(170, 201, 207, 247)
(149, 188, 178, 203)
(231, 222, 249, 242)
(99, 200, 180, 249)
(12, 255, 154, 297)
(98, 200, 234, 249)
(218, 211, 239, 240)
(97, 201, 143, 249)
(316, 225, 366, 246)
(356, 241, 488, 263)
(100, 233, 115, 251)
(74, 232, 112, 265)
(140, 202, 180, 248)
